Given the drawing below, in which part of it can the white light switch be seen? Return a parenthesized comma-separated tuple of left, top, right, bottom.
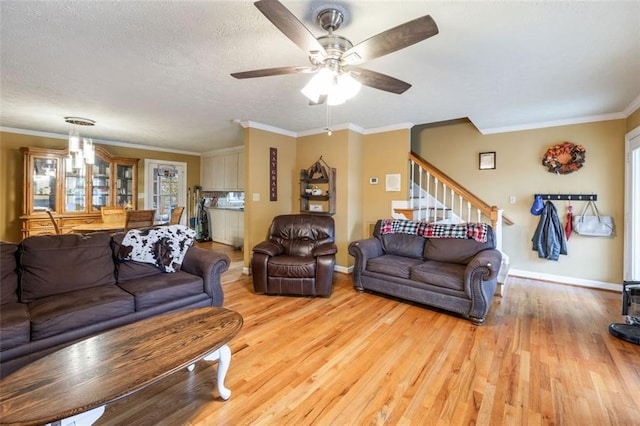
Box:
(509, 195, 516, 204)
(252, 193, 260, 202)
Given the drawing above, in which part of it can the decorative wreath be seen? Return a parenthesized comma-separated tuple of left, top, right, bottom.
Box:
(542, 141, 586, 174)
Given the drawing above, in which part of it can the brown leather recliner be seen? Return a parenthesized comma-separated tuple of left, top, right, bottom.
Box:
(251, 214, 337, 297)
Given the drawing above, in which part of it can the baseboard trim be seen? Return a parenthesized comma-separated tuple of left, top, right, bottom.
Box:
(509, 269, 621, 292)
(335, 265, 353, 274)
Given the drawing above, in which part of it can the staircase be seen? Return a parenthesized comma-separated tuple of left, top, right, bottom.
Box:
(394, 152, 514, 295)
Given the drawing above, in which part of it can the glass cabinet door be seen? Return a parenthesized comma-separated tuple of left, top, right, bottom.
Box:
(91, 157, 111, 212)
(31, 158, 58, 212)
(116, 164, 134, 209)
(64, 159, 86, 212)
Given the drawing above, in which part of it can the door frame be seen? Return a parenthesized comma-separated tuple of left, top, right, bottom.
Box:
(143, 159, 188, 224)
(624, 125, 640, 281)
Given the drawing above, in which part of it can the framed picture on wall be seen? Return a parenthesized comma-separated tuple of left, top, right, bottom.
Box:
(479, 152, 496, 170)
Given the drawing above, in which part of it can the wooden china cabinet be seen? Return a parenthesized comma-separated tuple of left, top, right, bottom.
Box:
(20, 146, 139, 237)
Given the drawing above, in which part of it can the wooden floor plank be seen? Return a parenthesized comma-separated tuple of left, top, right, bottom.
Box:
(87, 243, 640, 425)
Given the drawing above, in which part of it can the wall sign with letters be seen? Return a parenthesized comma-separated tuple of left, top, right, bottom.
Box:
(270, 147, 277, 201)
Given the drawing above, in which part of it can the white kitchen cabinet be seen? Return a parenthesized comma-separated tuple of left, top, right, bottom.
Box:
(208, 208, 243, 247)
(237, 151, 244, 189)
(224, 153, 238, 189)
(201, 147, 244, 191)
(211, 156, 225, 190)
(225, 210, 243, 247)
(201, 156, 216, 191)
(209, 209, 226, 243)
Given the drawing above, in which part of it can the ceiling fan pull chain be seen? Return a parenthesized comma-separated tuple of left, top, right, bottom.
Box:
(325, 102, 332, 136)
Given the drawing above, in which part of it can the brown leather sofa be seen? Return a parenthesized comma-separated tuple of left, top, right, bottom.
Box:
(0, 231, 230, 377)
(251, 214, 337, 297)
(348, 219, 502, 325)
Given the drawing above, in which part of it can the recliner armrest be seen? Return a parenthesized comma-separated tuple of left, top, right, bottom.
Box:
(313, 242, 337, 257)
(252, 240, 284, 257)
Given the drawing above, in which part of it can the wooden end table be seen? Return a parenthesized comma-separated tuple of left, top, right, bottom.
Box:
(0, 307, 243, 426)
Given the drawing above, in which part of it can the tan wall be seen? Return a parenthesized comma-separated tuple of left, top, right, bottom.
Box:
(628, 107, 640, 132)
(243, 127, 296, 267)
(296, 130, 352, 267)
(0, 131, 200, 242)
(244, 127, 406, 271)
(361, 129, 411, 236)
(345, 130, 364, 267)
(413, 119, 626, 284)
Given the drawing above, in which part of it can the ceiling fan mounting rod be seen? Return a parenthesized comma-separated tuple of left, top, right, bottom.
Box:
(316, 7, 345, 32)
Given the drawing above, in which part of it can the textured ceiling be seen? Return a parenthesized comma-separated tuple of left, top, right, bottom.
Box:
(1, 1, 639, 154)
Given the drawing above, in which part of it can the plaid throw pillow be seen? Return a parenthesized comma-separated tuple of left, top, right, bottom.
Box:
(380, 219, 489, 243)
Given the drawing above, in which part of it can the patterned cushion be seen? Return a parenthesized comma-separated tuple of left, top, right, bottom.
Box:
(117, 225, 195, 273)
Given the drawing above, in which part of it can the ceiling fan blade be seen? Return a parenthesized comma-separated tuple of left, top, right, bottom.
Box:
(254, 0, 327, 57)
(341, 15, 438, 65)
(231, 66, 315, 79)
(349, 67, 411, 94)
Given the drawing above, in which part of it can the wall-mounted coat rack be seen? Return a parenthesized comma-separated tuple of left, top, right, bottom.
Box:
(534, 193, 597, 201)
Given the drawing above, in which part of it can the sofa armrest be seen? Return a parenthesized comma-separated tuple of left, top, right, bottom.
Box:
(313, 242, 337, 257)
(252, 240, 284, 257)
(348, 238, 384, 289)
(463, 249, 502, 322)
(181, 246, 230, 306)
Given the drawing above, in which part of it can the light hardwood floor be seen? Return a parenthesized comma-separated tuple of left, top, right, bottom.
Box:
(95, 243, 640, 425)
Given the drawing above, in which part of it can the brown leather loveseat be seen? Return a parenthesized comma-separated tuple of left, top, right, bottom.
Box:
(0, 230, 229, 377)
(251, 214, 337, 297)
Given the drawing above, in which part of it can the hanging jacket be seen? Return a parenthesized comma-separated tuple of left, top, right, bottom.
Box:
(532, 200, 567, 261)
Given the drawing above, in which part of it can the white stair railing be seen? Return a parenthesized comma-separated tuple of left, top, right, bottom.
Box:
(397, 153, 514, 252)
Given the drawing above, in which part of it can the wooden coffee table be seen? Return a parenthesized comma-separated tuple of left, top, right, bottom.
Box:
(0, 307, 243, 426)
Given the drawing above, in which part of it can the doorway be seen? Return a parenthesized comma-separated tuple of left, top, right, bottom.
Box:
(625, 126, 640, 281)
(144, 160, 187, 225)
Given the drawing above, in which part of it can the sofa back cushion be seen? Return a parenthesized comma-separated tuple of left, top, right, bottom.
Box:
(1, 242, 19, 304)
(19, 233, 116, 303)
(111, 232, 162, 282)
(423, 226, 496, 265)
(373, 220, 425, 259)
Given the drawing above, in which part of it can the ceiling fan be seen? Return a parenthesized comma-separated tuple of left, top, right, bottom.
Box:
(231, 0, 439, 105)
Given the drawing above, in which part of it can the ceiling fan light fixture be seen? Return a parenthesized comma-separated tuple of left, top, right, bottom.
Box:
(337, 72, 361, 100)
(301, 67, 335, 103)
(301, 67, 361, 105)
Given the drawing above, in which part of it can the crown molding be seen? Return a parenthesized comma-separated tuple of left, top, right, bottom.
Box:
(0, 126, 201, 156)
(477, 112, 626, 135)
(247, 121, 413, 138)
(201, 145, 244, 157)
(240, 121, 297, 138)
(296, 122, 364, 137)
(623, 93, 640, 117)
(362, 122, 414, 134)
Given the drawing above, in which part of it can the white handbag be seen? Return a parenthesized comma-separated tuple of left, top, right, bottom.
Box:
(572, 200, 615, 237)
